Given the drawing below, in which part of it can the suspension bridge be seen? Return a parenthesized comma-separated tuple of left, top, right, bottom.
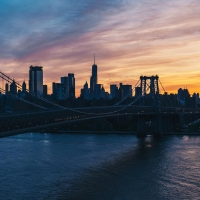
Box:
(0, 72, 199, 138)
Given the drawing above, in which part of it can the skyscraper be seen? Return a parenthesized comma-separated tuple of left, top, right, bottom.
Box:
(68, 73, 75, 99)
(5, 83, 9, 94)
(110, 85, 118, 99)
(61, 76, 69, 99)
(90, 55, 98, 93)
(52, 82, 66, 100)
(22, 81, 26, 92)
(43, 85, 47, 98)
(29, 66, 43, 95)
(61, 73, 75, 99)
(10, 80, 17, 95)
(119, 83, 132, 99)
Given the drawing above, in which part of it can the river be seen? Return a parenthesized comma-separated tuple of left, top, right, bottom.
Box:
(0, 132, 200, 199)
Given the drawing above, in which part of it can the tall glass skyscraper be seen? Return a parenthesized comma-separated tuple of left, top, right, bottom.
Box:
(29, 66, 43, 95)
(90, 55, 98, 93)
(68, 73, 75, 99)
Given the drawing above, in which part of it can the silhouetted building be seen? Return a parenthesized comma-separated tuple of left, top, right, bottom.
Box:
(43, 85, 47, 98)
(61, 73, 75, 99)
(110, 85, 118, 99)
(178, 88, 190, 106)
(52, 82, 66, 100)
(61, 76, 69, 99)
(83, 81, 89, 98)
(29, 66, 43, 95)
(101, 86, 106, 99)
(191, 93, 198, 109)
(68, 73, 75, 99)
(119, 83, 132, 99)
(94, 84, 102, 100)
(22, 81, 26, 92)
(135, 87, 142, 97)
(80, 57, 110, 100)
(10, 80, 17, 95)
(90, 55, 98, 93)
(5, 83, 9, 94)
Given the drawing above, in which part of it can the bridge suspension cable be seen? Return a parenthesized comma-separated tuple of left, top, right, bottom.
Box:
(0, 88, 47, 110)
(0, 71, 155, 116)
(1, 71, 129, 115)
(0, 72, 66, 109)
(0, 71, 143, 115)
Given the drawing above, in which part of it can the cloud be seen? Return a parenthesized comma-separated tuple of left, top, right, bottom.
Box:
(0, 0, 200, 96)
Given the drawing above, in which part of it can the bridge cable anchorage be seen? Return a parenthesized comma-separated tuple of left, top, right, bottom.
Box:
(159, 79, 174, 107)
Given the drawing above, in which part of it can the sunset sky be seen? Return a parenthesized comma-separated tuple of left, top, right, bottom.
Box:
(0, 0, 200, 96)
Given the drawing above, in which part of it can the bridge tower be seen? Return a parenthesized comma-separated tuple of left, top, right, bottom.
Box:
(137, 75, 162, 137)
(140, 75, 159, 106)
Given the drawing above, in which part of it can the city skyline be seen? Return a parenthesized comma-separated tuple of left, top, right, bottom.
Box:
(0, 0, 200, 96)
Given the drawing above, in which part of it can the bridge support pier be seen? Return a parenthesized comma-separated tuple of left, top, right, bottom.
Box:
(152, 114, 162, 138)
(179, 113, 185, 127)
(162, 116, 172, 132)
(136, 116, 147, 138)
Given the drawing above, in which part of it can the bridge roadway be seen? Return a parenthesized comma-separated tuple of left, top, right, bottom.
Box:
(0, 105, 199, 138)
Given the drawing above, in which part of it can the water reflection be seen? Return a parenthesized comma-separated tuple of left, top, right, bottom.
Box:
(0, 133, 199, 199)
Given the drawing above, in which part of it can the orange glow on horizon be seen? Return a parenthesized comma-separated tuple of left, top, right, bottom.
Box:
(0, 0, 200, 97)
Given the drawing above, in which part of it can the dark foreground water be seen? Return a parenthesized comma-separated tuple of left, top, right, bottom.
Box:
(0, 133, 200, 200)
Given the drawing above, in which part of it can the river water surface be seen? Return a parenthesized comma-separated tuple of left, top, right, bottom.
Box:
(0, 132, 200, 199)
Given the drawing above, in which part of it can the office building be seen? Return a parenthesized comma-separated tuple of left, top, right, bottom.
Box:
(119, 83, 132, 99)
(29, 65, 43, 95)
(68, 73, 75, 99)
(61, 76, 69, 99)
(22, 81, 26, 92)
(83, 81, 89, 97)
(52, 82, 66, 100)
(110, 85, 118, 99)
(61, 73, 75, 99)
(5, 83, 9, 94)
(90, 55, 98, 93)
(10, 80, 17, 95)
(135, 87, 142, 97)
(43, 85, 47, 98)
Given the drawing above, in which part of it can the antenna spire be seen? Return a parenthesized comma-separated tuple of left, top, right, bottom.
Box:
(94, 54, 95, 64)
